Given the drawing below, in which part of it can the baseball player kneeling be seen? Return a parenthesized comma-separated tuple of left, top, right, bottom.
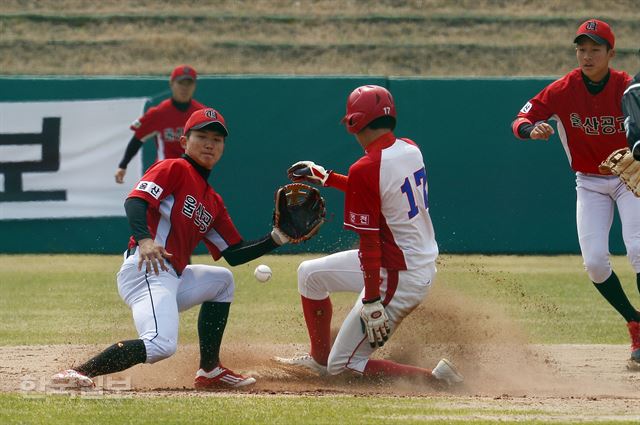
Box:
(52, 108, 296, 390)
(275, 85, 463, 387)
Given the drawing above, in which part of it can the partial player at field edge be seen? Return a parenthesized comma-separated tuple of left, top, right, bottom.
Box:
(511, 19, 640, 370)
(623, 49, 640, 160)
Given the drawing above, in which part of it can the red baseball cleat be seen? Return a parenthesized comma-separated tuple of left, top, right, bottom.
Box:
(194, 365, 256, 389)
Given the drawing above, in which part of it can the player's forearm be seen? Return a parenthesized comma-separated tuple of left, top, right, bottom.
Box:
(511, 117, 534, 139)
(118, 136, 144, 169)
(325, 172, 348, 192)
(124, 197, 152, 242)
(359, 232, 382, 301)
(221, 234, 279, 266)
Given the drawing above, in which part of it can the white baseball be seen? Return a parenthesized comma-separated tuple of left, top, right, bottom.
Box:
(254, 264, 272, 283)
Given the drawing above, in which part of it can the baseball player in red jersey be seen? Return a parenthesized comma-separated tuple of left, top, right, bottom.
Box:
(275, 85, 463, 387)
(114, 64, 206, 184)
(53, 108, 293, 389)
(512, 19, 640, 369)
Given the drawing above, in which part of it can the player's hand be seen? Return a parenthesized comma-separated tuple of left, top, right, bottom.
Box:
(115, 168, 127, 184)
(136, 238, 173, 275)
(287, 161, 331, 186)
(359, 298, 390, 348)
(530, 122, 554, 141)
(270, 227, 290, 245)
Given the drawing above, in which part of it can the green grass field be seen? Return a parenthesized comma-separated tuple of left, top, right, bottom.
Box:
(2, 254, 638, 346)
(1, 253, 639, 424)
(7, 392, 624, 425)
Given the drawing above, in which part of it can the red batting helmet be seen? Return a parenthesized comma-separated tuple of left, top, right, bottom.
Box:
(341, 85, 396, 134)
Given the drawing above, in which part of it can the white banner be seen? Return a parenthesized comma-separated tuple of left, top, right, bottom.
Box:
(0, 99, 148, 219)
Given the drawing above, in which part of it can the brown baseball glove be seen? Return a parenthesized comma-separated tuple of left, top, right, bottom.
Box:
(273, 183, 326, 244)
(598, 148, 640, 197)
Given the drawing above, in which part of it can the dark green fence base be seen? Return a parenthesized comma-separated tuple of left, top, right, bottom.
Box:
(0, 76, 628, 254)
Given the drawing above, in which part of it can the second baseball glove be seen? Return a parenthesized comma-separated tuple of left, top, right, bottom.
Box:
(273, 183, 326, 244)
(598, 148, 640, 197)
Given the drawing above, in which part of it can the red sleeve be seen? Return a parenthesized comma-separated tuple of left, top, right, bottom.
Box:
(131, 103, 162, 140)
(359, 231, 382, 301)
(512, 84, 556, 138)
(343, 159, 380, 233)
(203, 193, 242, 260)
(325, 172, 348, 192)
(127, 160, 181, 208)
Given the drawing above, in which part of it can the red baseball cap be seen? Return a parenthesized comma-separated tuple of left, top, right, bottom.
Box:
(184, 108, 228, 136)
(170, 65, 197, 82)
(574, 19, 615, 49)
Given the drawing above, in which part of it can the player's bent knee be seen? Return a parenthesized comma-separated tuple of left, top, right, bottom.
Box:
(199, 268, 235, 303)
(143, 338, 178, 364)
(584, 262, 612, 284)
(219, 267, 234, 286)
(211, 269, 235, 302)
(297, 260, 331, 299)
(297, 261, 313, 294)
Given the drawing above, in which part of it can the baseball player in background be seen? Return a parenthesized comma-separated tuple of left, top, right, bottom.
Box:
(623, 49, 640, 159)
(53, 108, 293, 389)
(511, 19, 640, 369)
(276, 85, 463, 387)
(114, 64, 206, 184)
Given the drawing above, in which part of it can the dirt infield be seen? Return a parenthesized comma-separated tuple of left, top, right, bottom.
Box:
(2, 342, 639, 421)
(3, 280, 639, 421)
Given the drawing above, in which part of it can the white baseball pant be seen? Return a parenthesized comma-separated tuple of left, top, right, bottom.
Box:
(117, 249, 235, 363)
(298, 249, 435, 375)
(576, 173, 640, 283)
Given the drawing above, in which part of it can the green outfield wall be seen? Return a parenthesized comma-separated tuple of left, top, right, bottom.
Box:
(0, 76, 626, 255)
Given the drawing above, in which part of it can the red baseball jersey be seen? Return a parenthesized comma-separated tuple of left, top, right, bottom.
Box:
(344, 133, 438, 270)
(131, 98, 206, 161)
(127, 158, 241, 274)
(513, 68, 632, 173)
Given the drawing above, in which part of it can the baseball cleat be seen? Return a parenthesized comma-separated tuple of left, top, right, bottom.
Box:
(274, 353, 328, 376)
(628, 358, 640, 371)
(194, 365, 256, 389)
(431, 358, 464, 386)
(50, 369, 95, 388)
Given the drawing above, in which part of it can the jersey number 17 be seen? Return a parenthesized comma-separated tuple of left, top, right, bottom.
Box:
(400, 167, 428, 219)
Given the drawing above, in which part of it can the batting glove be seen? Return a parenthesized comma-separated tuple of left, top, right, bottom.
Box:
(287, 161, 331, 186)
(359, 298, 390, 348)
